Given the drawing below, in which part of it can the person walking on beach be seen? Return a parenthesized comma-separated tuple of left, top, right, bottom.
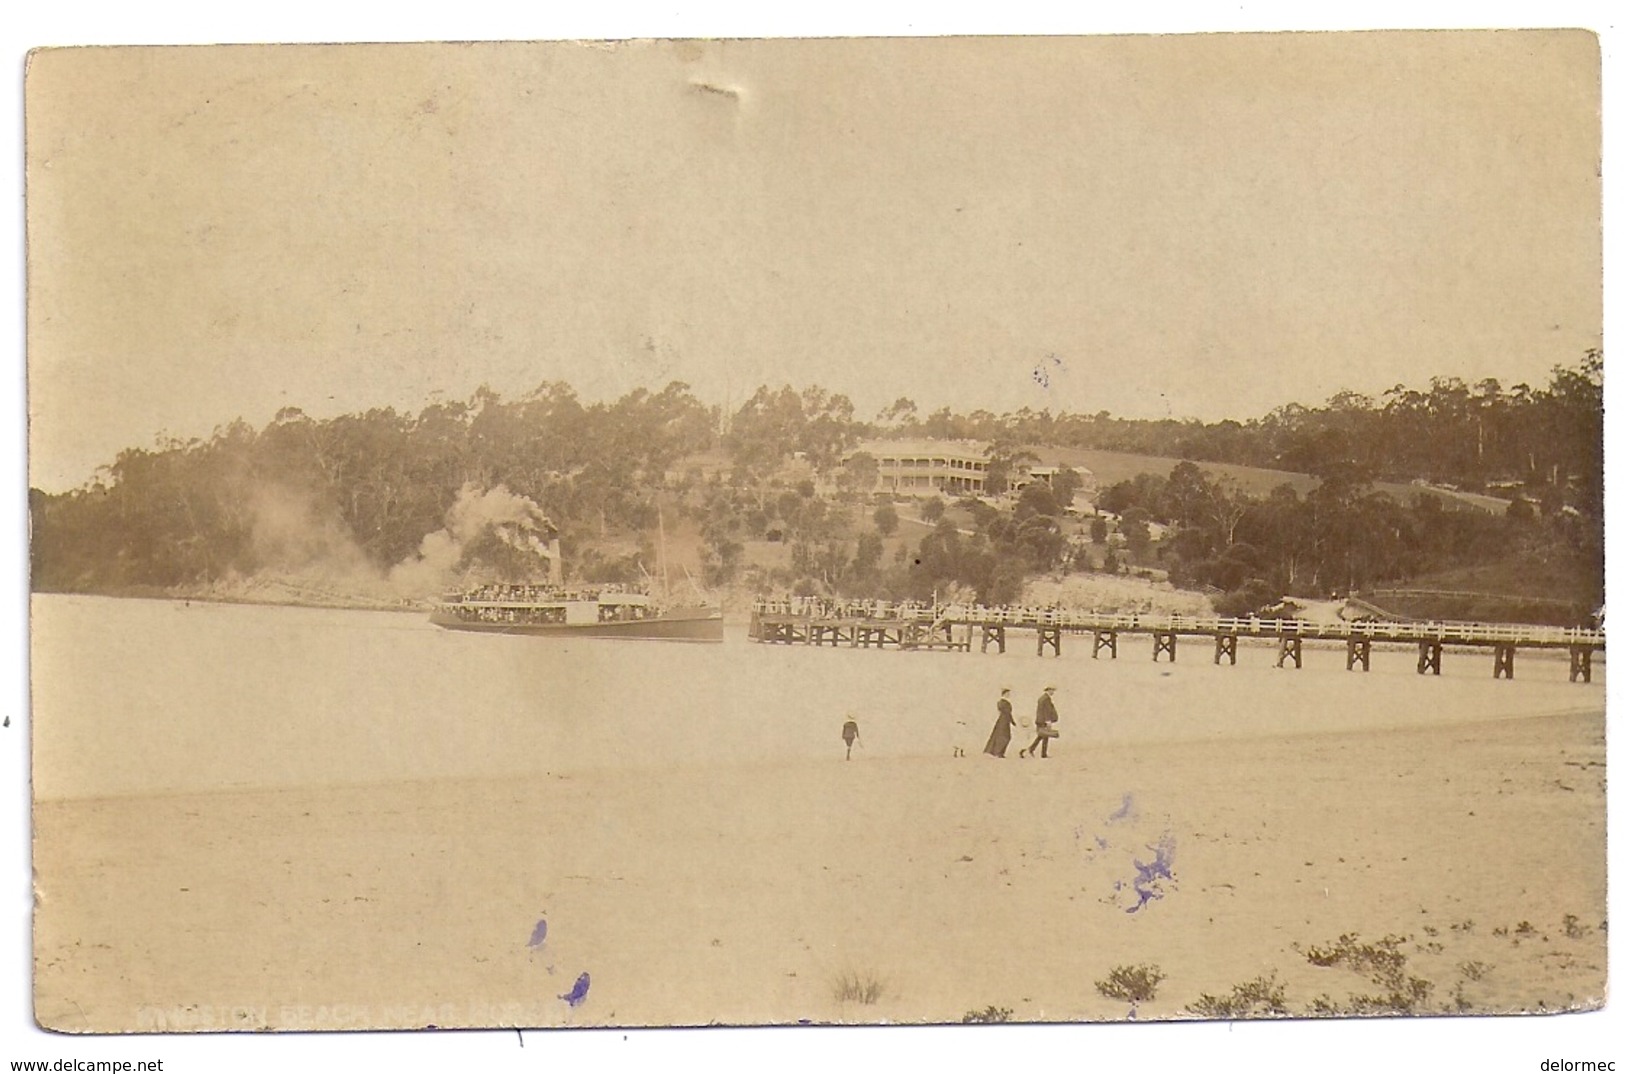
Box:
(983, 688, 1017, 758)
(1021, 686, 1059, 759)
(842, 716, 862, 760)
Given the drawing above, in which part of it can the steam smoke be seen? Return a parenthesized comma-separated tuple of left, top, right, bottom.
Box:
(387, 484, 556, 595)
(247, 485, 376, 583)
(219, 482, 557, 607)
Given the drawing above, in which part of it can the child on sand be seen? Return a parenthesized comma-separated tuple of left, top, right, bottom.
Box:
(842, 717, 861, 760)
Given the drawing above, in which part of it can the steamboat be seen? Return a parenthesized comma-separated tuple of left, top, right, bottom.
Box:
(431, 582, 724, 642)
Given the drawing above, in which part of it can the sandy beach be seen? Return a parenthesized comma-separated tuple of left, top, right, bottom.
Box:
(35, 703, 1605, 1030)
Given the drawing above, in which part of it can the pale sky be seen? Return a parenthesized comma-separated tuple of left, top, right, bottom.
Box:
(25, 31, 1601, 491)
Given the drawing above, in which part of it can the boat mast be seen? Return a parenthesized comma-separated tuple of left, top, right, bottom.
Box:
(658, 506, 671, 598)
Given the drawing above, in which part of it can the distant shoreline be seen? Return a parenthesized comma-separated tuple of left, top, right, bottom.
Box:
(29, 583, 428, 615)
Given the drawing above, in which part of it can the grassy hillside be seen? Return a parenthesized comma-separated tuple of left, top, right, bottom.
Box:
(1033, 446, 1317, 497)
(1357, 555, 1601, 627)
(1037, 447, 1492, 512)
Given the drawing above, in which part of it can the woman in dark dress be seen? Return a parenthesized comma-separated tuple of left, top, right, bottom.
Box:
(983, 689, 1016, 757)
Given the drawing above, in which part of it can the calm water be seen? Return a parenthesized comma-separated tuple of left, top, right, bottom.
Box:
(30, 594, 1605, 799)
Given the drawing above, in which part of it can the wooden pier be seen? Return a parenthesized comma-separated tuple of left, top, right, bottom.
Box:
(749, 599, 1604, 681)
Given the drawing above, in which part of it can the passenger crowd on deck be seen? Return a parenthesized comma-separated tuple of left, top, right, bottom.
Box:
(462, 582, 633, 604)
(446, 582, 652, 625)
(449, 603, 569, 625)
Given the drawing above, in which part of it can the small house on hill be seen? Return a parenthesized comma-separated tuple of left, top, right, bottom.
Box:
(1012, 464, 1098, 498)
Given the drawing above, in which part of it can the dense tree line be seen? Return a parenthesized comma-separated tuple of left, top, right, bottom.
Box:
(1096, 460, 1600, 618)
(32, 382, 717, 592)
(31, 356, 1602, 620)
(863, 351, 1603, 516)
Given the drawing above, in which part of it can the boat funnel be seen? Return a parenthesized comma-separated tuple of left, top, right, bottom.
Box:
(547, 538, 563, 586)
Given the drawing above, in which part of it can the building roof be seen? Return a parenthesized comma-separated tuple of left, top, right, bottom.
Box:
(849, 438, 991, 458)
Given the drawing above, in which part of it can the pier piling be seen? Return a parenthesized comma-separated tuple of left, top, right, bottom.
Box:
(1570, 645, 1594, 684)
(1152, 631, 1177, 663)
(747, 600, 1603, 685)
(1417, 641, 1443, 676)
(1092, 630, 1118, 660)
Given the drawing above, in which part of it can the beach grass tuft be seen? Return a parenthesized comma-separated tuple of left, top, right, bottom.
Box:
(832, 969, 887, 1005)
(1094, 963, 1165, 1005)
(1187, 972, 1289, 1019)
(1297, 933, 1434, 1015)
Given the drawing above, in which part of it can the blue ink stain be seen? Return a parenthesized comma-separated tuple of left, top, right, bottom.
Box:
(1125, 833, 1176, 914)
(1108, 794, 1135, 823)
(560, 972, 591, 1007)
(528, 918, 548, 948)
(1095, 836, 1110, 851)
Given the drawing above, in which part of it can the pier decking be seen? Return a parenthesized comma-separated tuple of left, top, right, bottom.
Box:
(748, 599, 1605, 682)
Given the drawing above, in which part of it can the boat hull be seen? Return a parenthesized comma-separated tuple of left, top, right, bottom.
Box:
(430, 606, 725, 642)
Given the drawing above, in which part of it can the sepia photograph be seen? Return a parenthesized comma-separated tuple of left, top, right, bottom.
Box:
(9, 9, 1619, 1071)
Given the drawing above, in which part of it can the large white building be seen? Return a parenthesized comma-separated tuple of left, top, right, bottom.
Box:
(845, 439, 1098, 504)
(847, 438, 991, 496)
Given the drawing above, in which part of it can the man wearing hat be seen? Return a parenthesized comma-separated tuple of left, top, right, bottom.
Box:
(1022, 686, 1060, 759)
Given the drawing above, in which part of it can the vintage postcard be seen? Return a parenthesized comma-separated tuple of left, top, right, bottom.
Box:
(24, 32, 1605, 1040)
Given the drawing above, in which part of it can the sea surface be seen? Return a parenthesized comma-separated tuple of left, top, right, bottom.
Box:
(29, 593, 1606, 799)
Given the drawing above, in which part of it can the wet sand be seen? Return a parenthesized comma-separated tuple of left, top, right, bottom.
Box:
(35, 706, 1605, 1030)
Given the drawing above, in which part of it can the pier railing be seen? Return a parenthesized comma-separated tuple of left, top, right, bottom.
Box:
(748, 599, 1604, 650)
